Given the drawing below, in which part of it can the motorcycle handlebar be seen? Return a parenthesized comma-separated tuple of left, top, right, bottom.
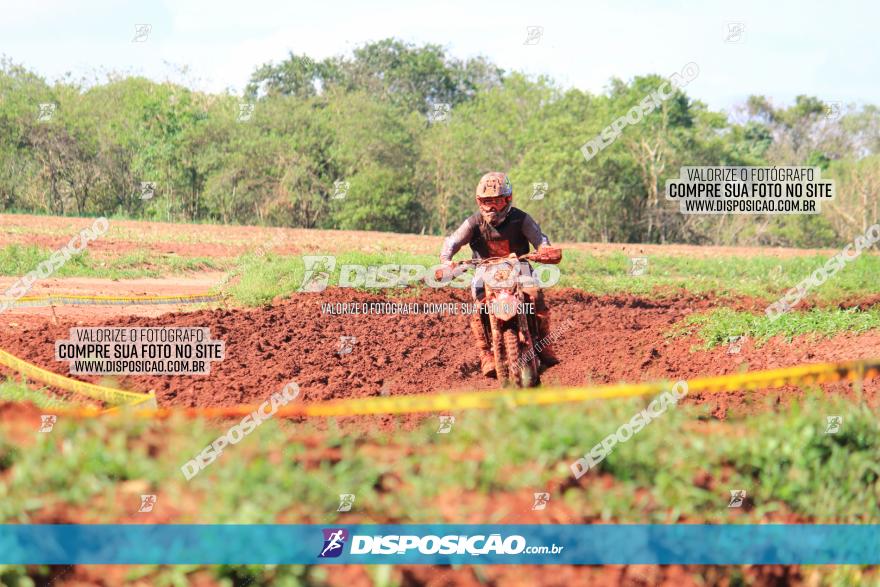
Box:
(455, 254, 535, 269)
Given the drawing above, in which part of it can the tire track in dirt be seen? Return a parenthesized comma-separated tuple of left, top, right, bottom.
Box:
(0, 288, 877, 424)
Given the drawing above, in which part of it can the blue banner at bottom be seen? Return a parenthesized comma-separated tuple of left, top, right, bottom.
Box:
(0, 524, 877, 565)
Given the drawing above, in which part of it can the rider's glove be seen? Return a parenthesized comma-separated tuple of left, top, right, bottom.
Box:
(532, 245, 562, 264)
(434, 261, 457, 281)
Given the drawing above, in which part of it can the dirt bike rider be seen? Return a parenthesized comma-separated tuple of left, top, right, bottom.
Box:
(435, 171, 561, 377)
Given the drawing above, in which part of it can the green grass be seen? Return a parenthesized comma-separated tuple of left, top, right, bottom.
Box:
(4, 240, 880, 311)
(219, 248, 880, 307)
(1, 391, 877, 524)
(0, 379, 71, 409)
(217, 249, 880, 346)
(219, 251, 443, 306)
(0, 244, 230, 280)
(670, 307, 880, 349)
(560, 250, 880, 300)
(0, 386, 877, 584)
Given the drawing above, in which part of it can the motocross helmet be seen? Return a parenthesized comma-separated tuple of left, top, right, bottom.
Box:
(475, 171, 513, 226)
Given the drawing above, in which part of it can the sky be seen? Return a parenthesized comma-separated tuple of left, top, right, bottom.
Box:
(1, 0, 877, 113)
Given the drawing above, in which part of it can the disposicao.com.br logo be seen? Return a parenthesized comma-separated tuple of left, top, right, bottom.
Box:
(298, 255, 561, 292)
(317, 529, 564, 557)
(318, 528, 349, 558)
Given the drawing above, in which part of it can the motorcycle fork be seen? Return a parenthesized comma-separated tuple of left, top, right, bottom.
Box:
(487, 312, 506, 385)
(520, 293, 539, 370)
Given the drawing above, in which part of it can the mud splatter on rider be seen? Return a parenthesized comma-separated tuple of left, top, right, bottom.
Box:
(435, 171, 562, 377)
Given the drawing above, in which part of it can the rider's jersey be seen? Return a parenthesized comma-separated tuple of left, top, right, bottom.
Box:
(440, 208, 550, 263)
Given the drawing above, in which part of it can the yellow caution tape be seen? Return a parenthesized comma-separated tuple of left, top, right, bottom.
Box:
(0, 290, 219, 403)
(0, 348, 151, 406)
(2, 293, 222, 307)
(101, 392, 158, 414)
(33, 357, 880, 420)
(278, 357, 879, 417)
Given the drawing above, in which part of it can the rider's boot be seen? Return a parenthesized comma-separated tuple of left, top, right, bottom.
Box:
(535, 308, 560, 366)
(469, 311, 496, 377)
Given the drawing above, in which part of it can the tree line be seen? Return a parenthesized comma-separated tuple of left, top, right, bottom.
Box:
(1, 39, 878, 247)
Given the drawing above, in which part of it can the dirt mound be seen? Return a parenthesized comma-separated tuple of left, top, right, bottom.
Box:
(0, 289, 876, 422)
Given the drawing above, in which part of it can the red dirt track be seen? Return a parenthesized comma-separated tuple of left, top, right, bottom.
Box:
(1, 288, 877, 421)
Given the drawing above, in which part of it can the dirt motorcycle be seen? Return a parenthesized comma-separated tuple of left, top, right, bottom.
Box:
(457, 253, 546, 388)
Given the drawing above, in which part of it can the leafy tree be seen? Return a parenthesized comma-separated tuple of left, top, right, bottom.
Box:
(0, 42, 878, 248)
(247, 39, 502, 114)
